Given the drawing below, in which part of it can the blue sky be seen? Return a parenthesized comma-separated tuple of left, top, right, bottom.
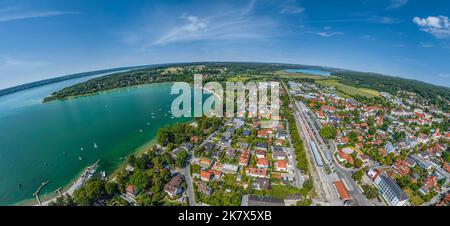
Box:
(1, 0, 450, 89)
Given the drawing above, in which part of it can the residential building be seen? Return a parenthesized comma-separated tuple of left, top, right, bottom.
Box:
(163, 174, 184, 197)
(374, 174, 408, 206)
(252, 178, 270, 190)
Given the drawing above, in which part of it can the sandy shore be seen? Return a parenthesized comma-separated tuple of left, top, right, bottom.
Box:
(19, 139, 158, 206)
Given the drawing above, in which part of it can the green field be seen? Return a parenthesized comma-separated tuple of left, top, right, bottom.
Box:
(316, 79, 380, 98)
(275, 70, 330, 80)
(227, 75, 252, 82)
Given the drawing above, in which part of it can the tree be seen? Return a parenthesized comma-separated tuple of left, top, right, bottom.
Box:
(320, 126, 337, 139)
(362, 185, 378, 200)
(354, 158, 363, 168)
(73, 179, 106, 206)
(368, 126, 377, 135)
(352, 169, 365, 183)
(130, 170, 151, 191)
(443, 151, 450, 163)
(175, 149, 188, 168)
(105, 182, 119, 197)
(136, 193, 153, 206)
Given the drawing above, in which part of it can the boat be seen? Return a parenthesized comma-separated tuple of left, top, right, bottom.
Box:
(147, 122, 150, 126)
(80, 147, 84, 151)
(94, 142, 99, 149)
(100, 171, 107, 179)
(78, 156, 82, 161)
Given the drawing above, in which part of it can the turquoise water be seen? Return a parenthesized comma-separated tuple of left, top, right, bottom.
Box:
(285, 68, 331, 76)
(0, 77, 194, 205)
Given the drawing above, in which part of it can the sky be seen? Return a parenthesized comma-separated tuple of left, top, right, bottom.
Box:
(0, 0, 450, 89)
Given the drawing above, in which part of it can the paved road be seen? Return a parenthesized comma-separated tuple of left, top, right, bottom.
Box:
(421, 187, 450, 206)
(282, 81, 332, 203)
(183, 129, 221, 206)
(283, 81, 370, 206)
(285, 119, 304, 188)
(183, 160, 196, 206)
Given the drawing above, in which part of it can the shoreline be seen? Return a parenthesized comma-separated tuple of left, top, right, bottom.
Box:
(16, 138, 158, 206)
(14, 83, 207, 206)
(43, 81, 180, 103)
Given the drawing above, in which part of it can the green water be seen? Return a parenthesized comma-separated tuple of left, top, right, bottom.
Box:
(0, 77, 193, 205)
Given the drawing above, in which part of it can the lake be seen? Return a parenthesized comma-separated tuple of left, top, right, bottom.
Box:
(285, 68, 332, 76)
(0, 74, 196, 205)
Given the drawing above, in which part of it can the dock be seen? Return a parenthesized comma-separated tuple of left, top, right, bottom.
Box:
(33, 180, 50, 206)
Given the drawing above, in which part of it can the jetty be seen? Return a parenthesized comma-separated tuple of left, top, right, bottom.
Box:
(33, 180, 50, 206)
(37, 159, 101, 206)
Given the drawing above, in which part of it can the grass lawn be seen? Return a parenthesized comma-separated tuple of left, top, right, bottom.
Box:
(404, 188, 424, 206)
(316, 79, 380, 98)
(275, 70, 330, 80)
(227, 75, 252, 82)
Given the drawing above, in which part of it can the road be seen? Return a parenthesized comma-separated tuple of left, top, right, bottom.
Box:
(182, 130, 221, 206)
(285, 119, 304, 188)
(421, 187, 450, 206)
(283, 81, 369, 206)
(294, 109, 340, 203)
(297, 100, 369, 206)
(183, 161, 196, 206)
(282, 81, 335, 203)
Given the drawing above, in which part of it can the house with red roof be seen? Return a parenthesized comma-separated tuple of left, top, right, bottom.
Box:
(257, 130, 269, 138)
(321, 106, 336, 112)
(316, 110, 326, 120)
(274, 160, 288, 172)
(443, 163, 450, 173)
(200, 170, 213, 182)
(256, 158, 270, 169)
(334, 180, 352, 201)
(246, 168, 268, 178)
(208, 170, 222, 180)
(338, 137, 349, 145)
(337, 150, 353, 164)
(126, 184, 138, 198)
(191, 136, 200, 143)
(239, 151, 250, 166)
(255, 150, 266, 159)
(393, 160, 410, 176)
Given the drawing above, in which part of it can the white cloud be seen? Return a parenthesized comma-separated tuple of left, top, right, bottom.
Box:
(386, 0, 408, 10)
(316, 31, 343, 37)
(0, 6, 77, 23)
(418, 42, 434, 48)
(153, 15, 208, 45)
(149, 1, 276, 46)
(1, 57, 49, 68)
(413, 16, 450, 39)
(279, 0, 304, 14)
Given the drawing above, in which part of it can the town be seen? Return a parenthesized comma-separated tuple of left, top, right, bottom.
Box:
(46, 65, 450, 207)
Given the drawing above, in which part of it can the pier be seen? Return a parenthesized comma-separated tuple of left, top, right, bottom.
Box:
(33, 180, 50, 206)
